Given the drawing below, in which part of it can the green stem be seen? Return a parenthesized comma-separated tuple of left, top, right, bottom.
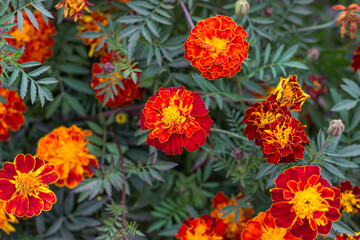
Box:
(308, 136, 334, 164)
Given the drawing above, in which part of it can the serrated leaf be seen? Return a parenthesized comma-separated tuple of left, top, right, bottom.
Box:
(152, 161, 178, 171)
(37, 78, 58, 85)
(263, 44, 271, 65)
(9, 69, 19, 84)
(78, 31, 105, 38)
(283, 61, 308, 69)
(331, 99, 358, 111)
(28, 66, 51, 77)
(272, 44, 284, 62)
(150, 13, 171, 25)
(17, 10, 23, 33)
(127, 30, 140, 60)
(146, 20, 160, 38)
(24, 8, 39, 30)
(30, 80, 37, 104)
(32, 3, 53, 18)
(127, 2, 151, 16)
(64, 93, 85, 115)
(117, 15, 145, 24)
(20, 73, 28, 98)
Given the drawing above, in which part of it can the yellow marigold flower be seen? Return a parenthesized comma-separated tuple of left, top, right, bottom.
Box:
(0, 200, 17, 234)
(266, 74, 310, 111)
(36, 125, 99, 189)
(116, 113, 128, 124)
(55, 0, 93, 22)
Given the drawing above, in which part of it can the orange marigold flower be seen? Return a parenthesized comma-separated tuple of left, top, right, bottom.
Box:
(77, 10, 109, 57)
(0, 200, 18, 234)
(332, 3, 360, 39)
(242, 210, 301, 240)
(242, 101, 291, 146)
(335, 232, 360, 240)
(0, 154, 59, 218)
(184, 15, 249, 80)
(55, 0, 93, 22)
(210, 192, 253, 239)
(351, 46, 360, 73)
(337, 180, 360, 214)
(6, 10, 56, 64)
(304, 75, 327, 101)
(36, 125, 99, 189)
(140, 86, 213, 155)
(261, 114, 309, 165)
(267, 75, 310, 111)
(270, 165, 341, 239)
(175, 215, 227, 240)
(91, 51, 144, 108)
(0, 87, 26, 141)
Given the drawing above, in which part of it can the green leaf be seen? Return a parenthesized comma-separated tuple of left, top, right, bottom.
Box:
(117, 15, 145, 24)
(64, 93, 86, 116)
(32, 3, 54, 18)
(150, 13, 171, 25)
(331, 99, 358, 111)
(37, 78, 58, 85)
(279, 45, 298, 62)
(152, 161, 178, 171)
(24, 8, 39, 30)
(20, 73, 28, 98)
(62, 77, 93, 94)
(272, 44, 284, 62)
(336, 144, 360, 157)
(9, 69, 19, 85)
(282, 61, 308, 69)
(251, 17, 274, 24)
(78, 31, 105, 38)
(127, 2, 151, 16)
(46, 94, 63, 118)
(146, 20, 160, 38)
(332, 221, 356, 236)
(17, 10, 23, 33)
(263, 44, 271, 65)
(28, 66, 51, 77)
(321, 163, 345, 179)
(44, 217, 64, 236)
(87, 121, 103, 134)
(30, 80, 37, 104)
(21, 61, 41, 68)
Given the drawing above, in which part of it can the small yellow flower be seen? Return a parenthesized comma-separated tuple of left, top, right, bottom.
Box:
(116, 113, 128, 124)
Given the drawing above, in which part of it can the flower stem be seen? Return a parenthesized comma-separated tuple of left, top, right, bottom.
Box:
(308, 136, 334, 164)
(179, 0, 195, 29)
(211, 128, 248, 141)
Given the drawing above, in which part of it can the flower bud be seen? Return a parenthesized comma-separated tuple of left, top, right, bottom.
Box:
(235, 0, 250, 19)
(103, 62, 114, 74)
(265, 8, 273, 17)
(328, 119, 345, 137)
(234, 149, 244, 161)
(307, 47, 320, 61)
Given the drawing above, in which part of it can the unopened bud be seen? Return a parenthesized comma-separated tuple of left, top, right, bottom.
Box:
(0, 27, 3, 41)
(265, 8, 273, 17)
(328, 119, 345, 137)
(235, 0, 250, 19)
(307, 47, 320, 61)
(103, 62, 114, 74)
(234, 149, 244, 161)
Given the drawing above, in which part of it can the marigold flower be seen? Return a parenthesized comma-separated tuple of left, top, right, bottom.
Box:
(210, 192, 253, 239)
(36, 125, 99, 189)
(304, 75, 327, 101)
(77, 10, 109, 57)
(242, 210, 301, 240)
(55, 0, 93, 22)
(6, 10, 55, 63)
(335, 232, 360, 240)
(0, 154, 59, 218)
(184, 15, 249, 80)
(140, 86, 213, 155)
(175, 215, 227, 240)
(332, 3, 360, 39)
(116, 112, 127, 124)
(351, 46, 360, 73)
(337, 180, 360, 214)
(270, 165, 341, 239)
(91, 51, 144, 108)
(0, 87, 26, 141)
(261, 114, 309, 165)
(242, 101, 291, 146)
(267, 75, 310, 111)
(0, 200, 18, 234)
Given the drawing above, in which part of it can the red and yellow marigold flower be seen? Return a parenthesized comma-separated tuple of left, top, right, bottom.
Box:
(55, 0, 93, 22)
(140, 86, 213, 155)
(0, 154, 59, 218)
(184, 15, 249, 80)
(332, 3, 360, 39)
(175, 215, 227, 240)
(0, 87, 26, 141)
(267, 75, 310, 111)
(36, 125, 99, 189)
(304, 75, 327, 101)
(242, 210, 301, 240)
(270, 165, 341, 239)
(77, 10, 109, 57)
(91, 51, 144, 108)
(351, 46, 360, 73)
(242, 101, 291, 146)
(337, 180, 360, 214)
(335, 233, 360, 240)
(0, 200, 18, 234)
(210, 192, 253, 239)
(6, 10, 56, 63)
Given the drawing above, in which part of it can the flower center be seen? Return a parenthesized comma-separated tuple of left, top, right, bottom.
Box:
(259, 112, 275, 126)
(282, 85, 295, 102)
(290, 184, 329, 220)
(14, 172, 39, 196)
(65, 0, 85, 11)
(272, 124, 292, 148)
(203, 37, 228, 57)
(56, 142, 79, 168)
(340, 190, 360, 214)
(161, 105, 186, 127)
(260, 227, 287, 240)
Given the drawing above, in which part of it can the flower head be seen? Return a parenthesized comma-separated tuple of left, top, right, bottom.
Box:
(6, 10, 55, 63)
(184, 15, 249, 80)
(242, 101, 291, 146)
(36, 125, 99, 189)
(77, 10, 109, 56)
(267, 75, 310, 111)
(55, 0, 93, 22)
(337, 180, 360, 214)
(332, 3, 360, 39)
(140, 86, 213, 155)
(210, 192, 253, 239)
(0, 87, 26, 141)
(351, 46, 360, 73)
(175, 215, 227, 240)
(0, 154, 59, 217)
(304, 75, 327, 101)
(0, 200, 18, 234)
(270, 165, 341, 239)
(242, 210, 301, 240)
(91, 51, 144, 108)
(335, 233, 360, 240)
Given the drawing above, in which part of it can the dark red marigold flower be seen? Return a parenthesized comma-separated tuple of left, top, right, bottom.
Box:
(242, 101, 291, 146)
(242, 210, 301, 240)
(91, 51, 144, 108)
(337, 180, 360, 214)
(335, 232, 360, 240)
(260, 114, 309, 165)
(140, 86, 213, 155)
(184, 15, 249, 80)
(351, 46, 360, 73)
(175, 215, 227, 240)
(304, 75, 327, 101)
(270, 165, 341, 240)
(0, 87, 26, 141)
